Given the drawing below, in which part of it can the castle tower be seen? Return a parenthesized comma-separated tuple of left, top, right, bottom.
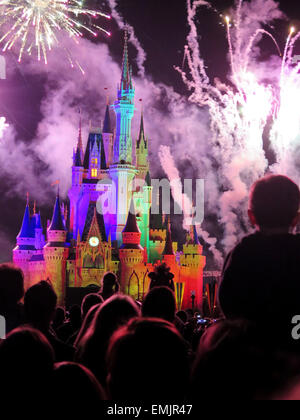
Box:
(139, 171, 152, 255)
(180, 225, 206, 311)
(112, 29, 135, 164)
(34, 210, 45, 251)
(136, 112, 149, 180)
(102, 103, 114, 166)
(44, 193, 69, 305)
(13, 197, 36, 290)
(162, 217, 184, 310)
(119, 199, 147, 301)
(70, 117, 85, 233)
(109, 30, 138, 243)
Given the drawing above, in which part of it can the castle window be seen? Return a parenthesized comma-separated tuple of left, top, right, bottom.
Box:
(91, 169, 98, 178)
(91, 158, 98, 165)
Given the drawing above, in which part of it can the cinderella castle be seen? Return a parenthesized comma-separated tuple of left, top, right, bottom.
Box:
(12, 33, 206, 310)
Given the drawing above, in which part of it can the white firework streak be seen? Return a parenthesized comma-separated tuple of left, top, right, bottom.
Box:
(175, 0, 298, 254)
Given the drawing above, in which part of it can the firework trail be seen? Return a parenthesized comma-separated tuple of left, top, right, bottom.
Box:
(0, 0, 111, 70)
(176, 0, 299, 257)
(158, 145, 223, 265)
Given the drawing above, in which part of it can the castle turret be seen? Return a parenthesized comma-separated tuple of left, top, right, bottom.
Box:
(162, 216, 175, 265)
(180, 224, 206, 311)
(112, 30, 135, 164)
(70, 117, 85, 233)
(34, 210, 45, 250)
(119, 199, 146, 300)
(13, 197, 36, 289)
(102, 103, 114, 166)
(44, 193, 69, 305)
(109, 30, 138, 243)
(136, 112, 149, 179)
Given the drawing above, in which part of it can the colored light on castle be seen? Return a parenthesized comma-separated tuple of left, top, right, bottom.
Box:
(12, 32, 206, 311)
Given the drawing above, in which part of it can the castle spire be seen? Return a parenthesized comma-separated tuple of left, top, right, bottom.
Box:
(48, 193, 66, 232)
(17, 198, 35, 239)
(120, 28, 132, 91)
(123, 198, 140, 233)
(137, 111, 147, 149)
(74, 111, 83, 167)
(103, 103, 112, 134)
(162, 216, 174, 256)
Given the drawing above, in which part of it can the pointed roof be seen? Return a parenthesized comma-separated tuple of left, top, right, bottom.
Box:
(35, 212, 42, 230)
(100, 135, 107, 170)
(103, 104, 112, 134)
(137, 112, 147, 149)
(74, 147, 82, 167)
(162, 216, 174, 256)
(145, 171, 151, 187)
(123, 198, 140, 233)
(193, 225, 200, 245)
(74, 113, 83, 167)
(187, 224, 200, 245)
(82, 201, 107, 242)
(120, 29, 132, 91)
(17, 201, 35, 239)
(83, 132, 101, 169)
(48, 194, 67, 231)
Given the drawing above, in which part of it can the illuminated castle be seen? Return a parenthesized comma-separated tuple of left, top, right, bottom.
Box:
(13, 33, 206, 310)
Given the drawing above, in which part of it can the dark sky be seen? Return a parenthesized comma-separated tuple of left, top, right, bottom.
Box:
(0, 0, 299, 262)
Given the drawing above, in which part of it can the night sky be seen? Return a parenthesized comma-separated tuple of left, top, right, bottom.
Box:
(0, 0, 299, 263)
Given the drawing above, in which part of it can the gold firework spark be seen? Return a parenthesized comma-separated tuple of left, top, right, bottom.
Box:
(0, 0, 111, 68)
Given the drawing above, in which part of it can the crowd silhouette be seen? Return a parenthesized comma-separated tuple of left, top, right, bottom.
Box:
(0, 174, 300, 404)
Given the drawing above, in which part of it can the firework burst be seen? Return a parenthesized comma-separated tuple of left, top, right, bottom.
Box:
(0, 116, 8, 138)
(0, 0, 111, 69)
(176, 0, 300, 255)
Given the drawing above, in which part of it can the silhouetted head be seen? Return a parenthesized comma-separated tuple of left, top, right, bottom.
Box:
(52, 362, 106, 410)
(74, 303, 101, 349)
(90, 294, 140, 342)
(75, 295, 140, 384)
(190, 319, 300, 400)
(69, 304, 82, 329)
(24, 280, 57, 330)
(249, 175, 300, 231)
(107, 318, 189, 400)
(176, 310, 188, 324)
(81, 293, 103, 319)
(100, 272, 120, 300)
(0, 326, 54, 401)
(0, 264, 24, 311)
(142, 286, 176, 323)
(148, 263, 175, 291)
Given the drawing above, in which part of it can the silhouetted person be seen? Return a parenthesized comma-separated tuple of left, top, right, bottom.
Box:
(0, 264, 24, 333)
(142, 286, 176, 323)
(81, 293, 104, 320)
(57, 304, 82, 343)
(67, 294, 104, 346)
(176, 310, 188, 324)
(99, 272, 120, 301)
(76, 295, 140, 385)
(24, 280, 74, 361)
(107, 318, 190, 400)
(0, 326, 54, 404)
(73, 303, 102, 349)
(219, 175, 300, 347)
(148, 263, 175, 291)
(52, 306, 65, 333)
(190, 319, 300, 400)
(52, 362, 106, 412)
